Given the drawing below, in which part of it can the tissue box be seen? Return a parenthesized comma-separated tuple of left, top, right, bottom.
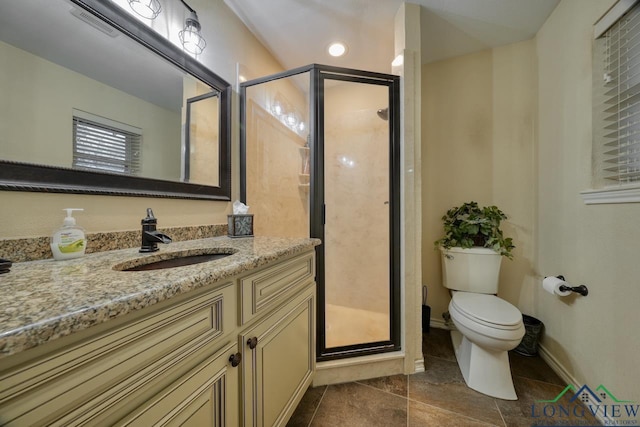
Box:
(228, 214, 253, 238)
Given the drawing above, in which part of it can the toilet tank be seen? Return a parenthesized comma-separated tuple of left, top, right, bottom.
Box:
(441, 247, 502, 294)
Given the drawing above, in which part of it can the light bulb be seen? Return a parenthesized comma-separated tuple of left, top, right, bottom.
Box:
(328, 42, 347, 57)
(179, 12, 206, 55)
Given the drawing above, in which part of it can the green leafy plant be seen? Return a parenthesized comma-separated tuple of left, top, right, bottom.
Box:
(434, 201, 515, 259)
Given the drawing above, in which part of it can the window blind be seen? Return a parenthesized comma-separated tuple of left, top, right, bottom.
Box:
(73, 116, 141, 175)
(594, 1, 640, 185)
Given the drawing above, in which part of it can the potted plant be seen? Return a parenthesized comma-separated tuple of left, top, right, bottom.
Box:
(434, 201, 515, 259)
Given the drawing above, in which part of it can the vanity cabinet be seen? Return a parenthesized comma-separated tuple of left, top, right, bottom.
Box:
(120, 341, 240, 426)
(0, 281, 238, 427)
(238, 251, 316, 427)
(240, 284, 315, 427)
(0, 250, 316, 427)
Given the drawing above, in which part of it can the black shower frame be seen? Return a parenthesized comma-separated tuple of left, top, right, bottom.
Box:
(239, 64, 401, 362)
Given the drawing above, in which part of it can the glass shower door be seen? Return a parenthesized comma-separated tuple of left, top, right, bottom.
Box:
(242, 72, 311, 238)
(322, 76, 392, 352)
(240, 64, 400, 361)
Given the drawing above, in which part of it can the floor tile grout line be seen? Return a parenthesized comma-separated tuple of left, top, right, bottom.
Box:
(406, 394, 502, 427)
(406, 388, 409, 427)
(406, 373, 501, 426)
(423, 353, 457, 363)
(406, 374, 411, 427)
(493, 397, 508, 427)
(353, 377, 410, 400)
(351, 378, 412, 425)
(512, 373, 566, 388)
(306, 385, 328, 427)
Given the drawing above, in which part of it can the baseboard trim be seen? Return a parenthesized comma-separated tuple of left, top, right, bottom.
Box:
(537, 344, 576, 386)
(313, 352, 405, 386)
(428, 318, 451, 330)
(537, 344, 610, 426)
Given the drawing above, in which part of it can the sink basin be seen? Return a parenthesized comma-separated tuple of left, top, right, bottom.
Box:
(114, 249, 236, 272)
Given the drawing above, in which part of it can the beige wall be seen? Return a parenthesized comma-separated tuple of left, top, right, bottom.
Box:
(0, 0, 283, 239)
(423, 0, 640, 403)
(421, 40, 537, 324)
(536, 0, 640, 402)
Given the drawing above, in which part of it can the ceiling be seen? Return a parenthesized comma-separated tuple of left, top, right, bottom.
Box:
(224, 0, 560, 74)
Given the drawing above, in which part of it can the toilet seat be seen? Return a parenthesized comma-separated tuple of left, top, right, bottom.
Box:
(450, 292, 522, 330)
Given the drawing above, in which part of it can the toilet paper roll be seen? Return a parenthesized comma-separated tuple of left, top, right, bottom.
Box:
(542, 276, 572, 296)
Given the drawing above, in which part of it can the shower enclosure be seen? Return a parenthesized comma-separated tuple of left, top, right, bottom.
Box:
(240, 64, 400, 361)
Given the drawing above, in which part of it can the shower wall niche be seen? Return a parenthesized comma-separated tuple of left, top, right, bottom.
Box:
(240, 65, 400, 361)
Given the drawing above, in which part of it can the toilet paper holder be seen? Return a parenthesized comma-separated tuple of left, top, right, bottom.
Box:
(553, 275, 589, 296)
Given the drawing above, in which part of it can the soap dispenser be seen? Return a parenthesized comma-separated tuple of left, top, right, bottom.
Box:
(51, 208, 87, 260)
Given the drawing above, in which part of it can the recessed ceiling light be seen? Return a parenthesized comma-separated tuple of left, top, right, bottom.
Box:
(328, 42, 347, 57)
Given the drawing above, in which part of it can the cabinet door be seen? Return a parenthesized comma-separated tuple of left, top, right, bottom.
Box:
(241, 284, 315, 427)
(120, 341, 240, 427)
(0, 282, 237, 427)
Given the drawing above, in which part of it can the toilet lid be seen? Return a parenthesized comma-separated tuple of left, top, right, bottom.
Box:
(451, 292, 522, 327)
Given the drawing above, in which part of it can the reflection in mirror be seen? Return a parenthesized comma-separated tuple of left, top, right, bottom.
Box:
(0, 0, 230, 200)
(185, 92, 220, 186)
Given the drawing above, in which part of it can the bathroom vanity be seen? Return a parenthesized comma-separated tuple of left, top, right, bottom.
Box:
(0, 236, 319, 426)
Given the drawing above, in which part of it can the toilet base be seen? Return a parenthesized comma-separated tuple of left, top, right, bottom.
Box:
(451, 330, 518, 400)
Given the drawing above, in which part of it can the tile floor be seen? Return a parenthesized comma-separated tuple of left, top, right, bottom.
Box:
(286, 327, 601, 427)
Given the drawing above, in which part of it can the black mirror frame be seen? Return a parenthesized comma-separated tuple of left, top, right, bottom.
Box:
(0, 0, 231, 201)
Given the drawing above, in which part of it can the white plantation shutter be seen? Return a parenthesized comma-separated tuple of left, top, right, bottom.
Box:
(72, 112, 141, 175)
(594, 1, 640, 186)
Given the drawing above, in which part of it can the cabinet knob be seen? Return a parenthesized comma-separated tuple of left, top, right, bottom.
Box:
(247, 336, 258, 350)
(229, 352, 242, 367)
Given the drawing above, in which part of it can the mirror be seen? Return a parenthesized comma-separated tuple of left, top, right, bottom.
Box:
(0, 0, 231, 200)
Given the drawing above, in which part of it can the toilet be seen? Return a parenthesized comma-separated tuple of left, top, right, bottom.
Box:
(441, 247, 525, 400)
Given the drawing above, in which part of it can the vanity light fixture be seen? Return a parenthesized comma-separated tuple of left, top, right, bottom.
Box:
(328, 42, 347, 57)
(127, 0, 162, 20)
(179, 0, 207, 55)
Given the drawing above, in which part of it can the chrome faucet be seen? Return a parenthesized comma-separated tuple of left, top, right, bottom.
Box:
(140, 208, 172, 253)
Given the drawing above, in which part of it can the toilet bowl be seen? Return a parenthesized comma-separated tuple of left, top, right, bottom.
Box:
(448, 291, 525, 400)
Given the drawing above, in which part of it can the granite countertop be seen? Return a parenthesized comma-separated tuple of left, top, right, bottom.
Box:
(0, 236, 320, 360)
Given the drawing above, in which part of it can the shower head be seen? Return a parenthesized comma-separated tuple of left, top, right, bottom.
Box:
(377, 108, 389, 121)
